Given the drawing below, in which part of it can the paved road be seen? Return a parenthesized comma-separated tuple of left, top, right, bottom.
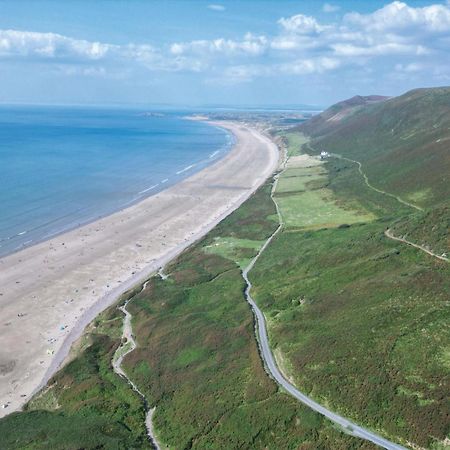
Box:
(242, 163, 408, 450)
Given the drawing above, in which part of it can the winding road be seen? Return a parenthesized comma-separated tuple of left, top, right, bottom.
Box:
(241, 151, 408, 449)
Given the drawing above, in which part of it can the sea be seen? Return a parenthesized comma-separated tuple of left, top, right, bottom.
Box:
(0, 105, 233, 258)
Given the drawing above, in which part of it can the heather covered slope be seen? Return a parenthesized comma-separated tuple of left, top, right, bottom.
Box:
(390, 205, 450, 258)
(300, 95, 389, 136)
(299, 87, 450, 208)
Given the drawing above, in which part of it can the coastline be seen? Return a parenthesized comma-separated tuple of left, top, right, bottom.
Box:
(0, 121, 280, 417)
(0, 118, 234, 259)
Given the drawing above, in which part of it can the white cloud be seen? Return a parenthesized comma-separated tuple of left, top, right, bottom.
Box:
(278, 14, 325, 35)
(0, 29, 196, 73)
(170, 34, 268, 56)
(207, 4, 225, 12)
(323, 3, 340, 13)
(0, 29, 110, 60)
(2, 1, 450, 86)
(159, 1, 450, 82)
(332, 43, 429, 57)
(344, 1, 450, 33)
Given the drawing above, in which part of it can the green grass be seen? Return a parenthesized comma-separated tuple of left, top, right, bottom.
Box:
(203, 236, 264, 268)
(0, 411, 144, 450)
(276, 189, 374, 229)
(278, 131, 309, 157)
(275, 161, 375, 229)
(390, 205, 450, 257)
(276, 168, 326, 194)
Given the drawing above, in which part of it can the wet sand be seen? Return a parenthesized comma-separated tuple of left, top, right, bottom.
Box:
(0, 121, 279, 417)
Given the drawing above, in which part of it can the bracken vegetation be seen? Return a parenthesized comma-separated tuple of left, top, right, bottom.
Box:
(390, 205, 450, 258)
(252, 88, 450, 448)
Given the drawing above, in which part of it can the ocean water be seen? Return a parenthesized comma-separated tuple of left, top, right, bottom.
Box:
(0, 105, 233, 257)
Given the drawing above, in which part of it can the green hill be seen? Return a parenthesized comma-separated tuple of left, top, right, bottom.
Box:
(299, 87, 450, 208)
(300, 95, 389, 136)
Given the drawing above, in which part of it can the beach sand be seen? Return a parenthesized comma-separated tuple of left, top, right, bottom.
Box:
(0, 121, 279, 417)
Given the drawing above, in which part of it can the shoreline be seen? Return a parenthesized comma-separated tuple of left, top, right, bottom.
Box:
(0, 120, 234, 260)
(0, 120, 280, 417)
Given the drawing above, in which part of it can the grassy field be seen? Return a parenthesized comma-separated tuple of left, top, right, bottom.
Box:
(203, 236, 264, 269)
(275, 155, 375, 230)
(276, 166, 326, 194)
(277, 130, 308, 157)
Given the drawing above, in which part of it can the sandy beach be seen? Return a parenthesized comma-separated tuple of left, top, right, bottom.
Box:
(0, 121, 279, 417)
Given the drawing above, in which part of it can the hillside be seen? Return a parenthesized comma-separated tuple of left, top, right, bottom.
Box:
(300, 95, 389, 136)
(390, 205, 450, 258)
(298, 87, 450, 208)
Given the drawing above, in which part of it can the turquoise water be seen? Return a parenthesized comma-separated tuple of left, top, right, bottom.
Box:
(0, 106, 232, 257)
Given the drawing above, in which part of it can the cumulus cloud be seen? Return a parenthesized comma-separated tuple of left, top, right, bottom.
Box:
(0, 29, 110, 61)
(344, 1, 450, 33)
(170, 34, 268, 56)
(278, 14, 326, 35)
(200, 1, 450, 83)
(0, 29, 193, 73)
(331, 42, 429, 57)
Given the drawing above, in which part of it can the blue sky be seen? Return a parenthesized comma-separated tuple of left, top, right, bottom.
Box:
(0, 0, 449, 107)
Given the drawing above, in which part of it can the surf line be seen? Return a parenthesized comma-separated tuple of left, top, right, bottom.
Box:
(176, 164, 196, 175)
(139, 184, 159, 195)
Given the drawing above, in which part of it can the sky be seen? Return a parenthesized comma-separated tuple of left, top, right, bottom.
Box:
(0, 0, 449, 107)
